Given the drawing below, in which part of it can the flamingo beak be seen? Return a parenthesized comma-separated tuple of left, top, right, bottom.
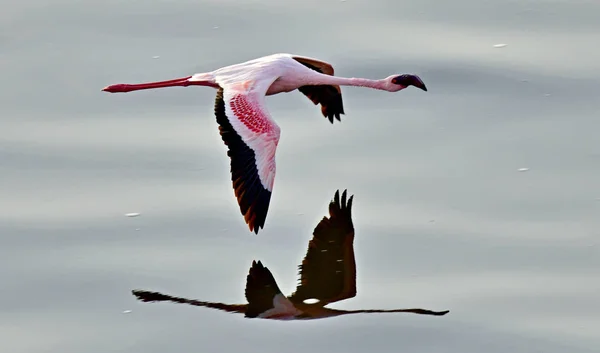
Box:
(411, 76, 427, 91)
(392, 74, 427, 92)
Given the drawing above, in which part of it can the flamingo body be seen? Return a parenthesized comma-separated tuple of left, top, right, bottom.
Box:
(103, 53, 428, 234)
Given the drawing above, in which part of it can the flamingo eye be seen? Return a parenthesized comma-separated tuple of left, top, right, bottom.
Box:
(392, 75, 410, 85)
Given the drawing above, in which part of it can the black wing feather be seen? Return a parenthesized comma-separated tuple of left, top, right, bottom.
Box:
(214, 88, 272, 234)
(293, 59, 345, 124)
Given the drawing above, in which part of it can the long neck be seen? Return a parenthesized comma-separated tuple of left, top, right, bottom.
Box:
(343, 308, 450, 316)
(131, 289, 246, 314)
(308, 73, 389, 91)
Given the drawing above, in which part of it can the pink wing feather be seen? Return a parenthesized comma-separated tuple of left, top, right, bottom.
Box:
(214, 81, 281, 234)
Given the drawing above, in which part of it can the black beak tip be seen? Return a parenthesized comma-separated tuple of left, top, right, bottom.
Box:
(412, 75, 427, 92)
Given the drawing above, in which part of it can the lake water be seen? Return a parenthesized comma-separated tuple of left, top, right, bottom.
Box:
(2, 0, 599, 352)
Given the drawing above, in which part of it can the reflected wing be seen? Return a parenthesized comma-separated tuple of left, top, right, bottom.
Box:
(245, 260, 300, 318)
(288, 190, 356, 306)
(214, 80, 281, 234)
(292, 56, 345, 123)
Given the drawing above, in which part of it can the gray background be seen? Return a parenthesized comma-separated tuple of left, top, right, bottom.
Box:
(1, 0, 599, 352)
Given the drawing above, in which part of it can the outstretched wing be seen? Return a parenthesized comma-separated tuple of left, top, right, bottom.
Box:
(214, 81, 281, 234)
(288, 189, 356, 307)
(245, 260, 300, 319)
(292, 56, 345, 124)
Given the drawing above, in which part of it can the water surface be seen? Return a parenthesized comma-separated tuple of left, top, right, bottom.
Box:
(1, 0, 599, 352)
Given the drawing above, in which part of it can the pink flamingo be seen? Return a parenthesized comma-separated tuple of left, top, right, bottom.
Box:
(102, 53, 427, 234)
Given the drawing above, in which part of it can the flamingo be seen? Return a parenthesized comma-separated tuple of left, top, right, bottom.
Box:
(131, 190, 449, 320)
(102, 53, 428, 234)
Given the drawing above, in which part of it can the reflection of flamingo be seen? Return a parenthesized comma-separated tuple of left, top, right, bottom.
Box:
(132, 190, 449, 320)
(103, 53, 427, 234)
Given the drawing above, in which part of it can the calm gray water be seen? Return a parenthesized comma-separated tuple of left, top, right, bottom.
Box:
(2, 0, 599, 352)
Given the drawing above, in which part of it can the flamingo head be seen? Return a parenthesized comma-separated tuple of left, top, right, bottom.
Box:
(388, 74, 427, 92)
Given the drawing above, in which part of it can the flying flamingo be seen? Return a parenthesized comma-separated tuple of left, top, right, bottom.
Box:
(131, 190, 449, 320)
(102, 53, 428, 234)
